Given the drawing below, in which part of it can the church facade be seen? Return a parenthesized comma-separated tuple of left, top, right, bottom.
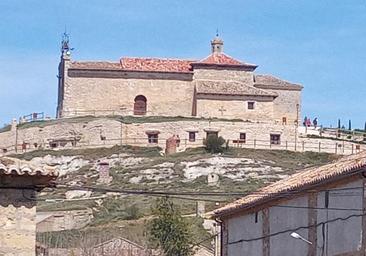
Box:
(57, 36, 302, 124)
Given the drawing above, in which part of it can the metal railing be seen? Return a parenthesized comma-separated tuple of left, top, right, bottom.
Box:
(20, 112, 45, 122)
(1, 137, 364, 157)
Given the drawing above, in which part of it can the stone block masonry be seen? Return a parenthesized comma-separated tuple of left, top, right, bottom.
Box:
(57, 36, 303, 126)
(0, 117, 298, 153)
(0, 189, 37, 256)
(1, 116, 363, 156)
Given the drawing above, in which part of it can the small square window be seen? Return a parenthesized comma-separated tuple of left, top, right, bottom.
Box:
(270, 134, 281, 145)
(239, 133, 246, 143)
(49, 142, 58, 148)
(148, 134, 158, 144)
(282, 117, 287, 125)
(188, 132, 196, 142)
(248, 102, 255, 110)
(233, 133, 246, 144)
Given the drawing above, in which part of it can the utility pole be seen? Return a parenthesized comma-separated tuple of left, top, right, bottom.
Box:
(120, 121, 123, 146)
(294, 104, 299, 151)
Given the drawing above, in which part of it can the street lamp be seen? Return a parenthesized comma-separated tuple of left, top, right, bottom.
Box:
(290, 232, 312, 245)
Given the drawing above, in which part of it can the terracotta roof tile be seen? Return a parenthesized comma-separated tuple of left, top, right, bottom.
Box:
(212, 151, 366, 217)
(196, 80, 277, 97)
(70, 61, 122, 70)
(0, 157, 58, 178)
(120, 57, 194, 73)
(193, 53, 257, 69)
(69, 58, 195, 73)
(69, 54, 257, 72)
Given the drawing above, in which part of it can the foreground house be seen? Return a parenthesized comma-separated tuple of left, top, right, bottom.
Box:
(0, 157, 58, 256)
(212, 151, 366, 256)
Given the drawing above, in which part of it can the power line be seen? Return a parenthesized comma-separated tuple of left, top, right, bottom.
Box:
(6, 183, 366, 199)
(43, 185, 366, 212)
(272, 205, 363, 212)
(228, 211, 366, 244)
(57, 183, 365, 197)
(190, 233, 218, 249)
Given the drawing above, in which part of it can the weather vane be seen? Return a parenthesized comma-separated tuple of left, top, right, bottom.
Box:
(61, 27, 74, 55)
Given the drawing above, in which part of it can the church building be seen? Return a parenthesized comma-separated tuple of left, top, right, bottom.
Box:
(57, 35, 302, 124)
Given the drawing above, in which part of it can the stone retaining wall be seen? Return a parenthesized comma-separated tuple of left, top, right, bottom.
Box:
(0, 117, 364, 156)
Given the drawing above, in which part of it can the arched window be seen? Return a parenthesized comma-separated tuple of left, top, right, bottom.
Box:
(134, 95, 147, 115)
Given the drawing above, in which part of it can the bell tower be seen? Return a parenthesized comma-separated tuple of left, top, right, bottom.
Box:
(57, 32, 72, 118)
(211, 32, 224, 54)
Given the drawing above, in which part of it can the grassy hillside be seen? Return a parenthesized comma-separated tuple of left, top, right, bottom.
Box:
(13, 146, 339, 250)
(15, 115, 246, 130)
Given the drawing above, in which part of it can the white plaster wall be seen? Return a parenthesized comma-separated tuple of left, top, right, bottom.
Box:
(269, 196, 309, 256)
(227, 212, 263, 256)
(317, 179, 363, 256)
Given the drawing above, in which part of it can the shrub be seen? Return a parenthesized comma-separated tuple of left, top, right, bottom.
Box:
(204, 134, 226, 153)
(125, 204, 141, 220)
(148, 197, 194, 256)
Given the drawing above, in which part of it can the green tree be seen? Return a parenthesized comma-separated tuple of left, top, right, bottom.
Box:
(148, 197, 194, 256)
(204, 134, 226, 153)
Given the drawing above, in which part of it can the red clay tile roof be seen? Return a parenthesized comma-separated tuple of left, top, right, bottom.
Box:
(69, 58, 195, 73)
(70, 61, 122, 70)
(196, 80, 277, 97)
(120, 57, 194, 73)
(0, 157, 58, 178)
(69, 54, 257, 73)
(199, 53, 243, 65)
(212, 151, 366, 218)
(192, 53, 258, 69)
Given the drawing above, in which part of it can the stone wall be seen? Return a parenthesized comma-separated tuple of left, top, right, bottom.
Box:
(0, 117, 363, 156)
(193, 67, 254, 84)
(37, 209, 93, 232)
(264, 88, 301, 124)
(62, 76, 194, 117)
(58, 58, 301, 124)
(0, 189, 37, 256)
(196, 98, 274, 121)
(121, 120, 297, 150)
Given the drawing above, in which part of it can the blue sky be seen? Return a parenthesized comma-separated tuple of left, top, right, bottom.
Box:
(0, 0, 365, 128)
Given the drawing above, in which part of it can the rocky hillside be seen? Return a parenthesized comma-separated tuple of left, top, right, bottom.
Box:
(11, 146, 339, 248)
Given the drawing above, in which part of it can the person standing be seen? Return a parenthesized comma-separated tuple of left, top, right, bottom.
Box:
(313, 118, 318, 129)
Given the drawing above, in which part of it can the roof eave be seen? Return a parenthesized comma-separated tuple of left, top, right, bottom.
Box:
(254, 83, 304, 91)
(196, 92, 277, 98)
(68, 68, 193, 74)
(191, 63, 258, 71)
(212, 165, 366, 219)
